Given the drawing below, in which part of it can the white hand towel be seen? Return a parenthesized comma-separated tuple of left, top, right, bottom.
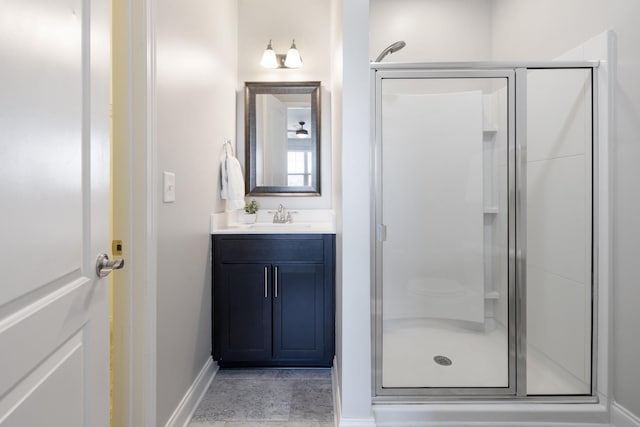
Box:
(220, 153, 246, 211)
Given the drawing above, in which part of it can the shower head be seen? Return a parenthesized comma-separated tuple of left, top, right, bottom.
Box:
(374, 41, 406, 62)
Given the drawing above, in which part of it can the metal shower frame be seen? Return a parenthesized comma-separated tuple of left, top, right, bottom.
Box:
(370, 61, 600, 402)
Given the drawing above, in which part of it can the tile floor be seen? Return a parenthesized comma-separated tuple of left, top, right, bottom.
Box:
(188, 368, 335, 427)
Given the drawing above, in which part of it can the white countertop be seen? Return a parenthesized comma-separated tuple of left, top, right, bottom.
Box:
(210, 210, 336, 234)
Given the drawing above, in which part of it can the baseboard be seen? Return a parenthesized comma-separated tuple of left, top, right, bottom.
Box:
(375, 423, 608, 427)
(373, 402, 609, 427)
(612, 401, 640, 427)
(332, 358, 342, 427)
(164, 357, 218, 427)
(332, 357, 376, 427)
(339, 420, 378, 427)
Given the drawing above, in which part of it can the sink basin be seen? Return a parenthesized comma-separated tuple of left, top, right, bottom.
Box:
(248, 223, 313, 230)
(210, 211, 336, 234)
(231, 222, 318, 233)
(214, 221, 333, 234)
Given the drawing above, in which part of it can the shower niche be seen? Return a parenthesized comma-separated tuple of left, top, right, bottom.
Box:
(372, 65, 595, 398)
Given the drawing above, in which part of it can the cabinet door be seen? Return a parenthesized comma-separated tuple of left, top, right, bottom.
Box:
(215, 263, 272, 362)
(272, 263, 327, 363)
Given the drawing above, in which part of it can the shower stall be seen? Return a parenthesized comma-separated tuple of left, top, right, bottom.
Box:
(372, 63, 598, 399)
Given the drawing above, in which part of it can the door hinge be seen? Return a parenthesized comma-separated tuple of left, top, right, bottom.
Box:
(376, 224, 387, 242)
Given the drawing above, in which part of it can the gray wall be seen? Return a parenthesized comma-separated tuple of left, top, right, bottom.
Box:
(155, 0, 238, 425)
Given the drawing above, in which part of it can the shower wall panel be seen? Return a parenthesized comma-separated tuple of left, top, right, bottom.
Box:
(526, 68, 593, 395)
(381, 90, 485, 324)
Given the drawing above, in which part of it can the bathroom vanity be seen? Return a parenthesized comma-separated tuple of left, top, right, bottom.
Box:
(211, 219, 335, 367)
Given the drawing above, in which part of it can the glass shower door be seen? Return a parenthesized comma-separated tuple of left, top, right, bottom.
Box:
(374, 71, 515, 395)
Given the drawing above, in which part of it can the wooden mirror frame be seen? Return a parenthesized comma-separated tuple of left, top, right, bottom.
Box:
(245, 81, 321, 196)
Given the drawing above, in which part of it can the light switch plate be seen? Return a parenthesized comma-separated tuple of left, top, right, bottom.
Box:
(163, 171, 175, 203)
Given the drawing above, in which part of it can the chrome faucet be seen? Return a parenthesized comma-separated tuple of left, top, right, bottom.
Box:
(272, 204, 292, 224)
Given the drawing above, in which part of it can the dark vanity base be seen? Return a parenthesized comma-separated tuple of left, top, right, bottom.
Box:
(212, 234, 335, 367)
(217, 360, 332, 368)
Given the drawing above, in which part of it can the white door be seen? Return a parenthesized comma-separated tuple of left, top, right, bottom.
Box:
(0, 0, 112, 426)
(259, 94, 288, 186)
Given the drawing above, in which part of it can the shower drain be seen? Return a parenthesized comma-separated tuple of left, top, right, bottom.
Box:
(433, 355, 453, 366)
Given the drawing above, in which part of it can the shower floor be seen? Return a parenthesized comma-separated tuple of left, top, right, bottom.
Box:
(382, 319, 588, 394)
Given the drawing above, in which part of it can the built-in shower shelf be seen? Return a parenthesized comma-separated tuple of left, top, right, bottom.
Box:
(485, 291, 500, 300)
(484, 207, 499, 215)
(483, 127, 498, 134)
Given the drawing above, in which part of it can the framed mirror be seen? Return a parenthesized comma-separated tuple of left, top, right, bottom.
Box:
(245, 81, 321, 196)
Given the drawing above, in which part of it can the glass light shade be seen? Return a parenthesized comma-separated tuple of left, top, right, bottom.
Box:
(260, 41, 278, 68)
(284, 40, 302, 68)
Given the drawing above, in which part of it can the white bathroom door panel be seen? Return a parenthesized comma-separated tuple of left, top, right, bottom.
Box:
(0, 0, 111, 426)
(262, 94, 288, 186)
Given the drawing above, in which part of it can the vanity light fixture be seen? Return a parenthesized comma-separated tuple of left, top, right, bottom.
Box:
(284, 40, 302, 68)
(260, 39, 303, 69)
(260, 40, 279, 68)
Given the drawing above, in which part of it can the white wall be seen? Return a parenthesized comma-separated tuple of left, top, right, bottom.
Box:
(608, 4, 640, 420)
(491, 0, 607, 61)
(236, 0, 332, 210)
(329, 0, 344, 406)
(370, 0, 493, 62)
(491, 0, 640, 420)
(155, 0, 237, 425)
(339, 0, 375, 422)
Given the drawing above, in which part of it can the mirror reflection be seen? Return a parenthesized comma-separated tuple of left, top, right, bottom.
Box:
(245, 82, 321, 196)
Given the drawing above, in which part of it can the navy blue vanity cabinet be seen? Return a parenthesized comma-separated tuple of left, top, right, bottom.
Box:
(215, 263, 272, 362)
(212, 234, 335, 367)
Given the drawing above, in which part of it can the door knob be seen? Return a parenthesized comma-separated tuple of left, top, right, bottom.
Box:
(96, 253, 125, 277)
